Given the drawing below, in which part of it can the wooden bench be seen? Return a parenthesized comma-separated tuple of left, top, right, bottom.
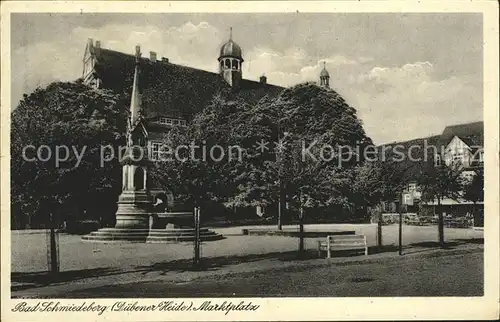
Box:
(445, 218, 471, 228)
(317, 235, 368, 258)
(420, 216, 437, 225)
(406, 218, 425, 226)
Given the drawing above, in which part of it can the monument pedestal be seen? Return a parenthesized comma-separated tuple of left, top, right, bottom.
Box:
(114, 190, 153, 228)
(82, 202, 224, 243)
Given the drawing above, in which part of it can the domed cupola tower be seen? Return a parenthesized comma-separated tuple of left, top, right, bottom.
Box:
(218, 27, 244, 89)
(320, 61, 330, 88)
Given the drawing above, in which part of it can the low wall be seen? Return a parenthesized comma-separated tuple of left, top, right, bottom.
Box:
(242, 228, 356, 237)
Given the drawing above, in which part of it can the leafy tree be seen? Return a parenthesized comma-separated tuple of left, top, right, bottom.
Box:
(150, 83, 372, 230)
(418, 161, 464, 246)
(149, 91, 253, 218)
(463, 168, 484, 226)
(463, 169, 484, 204)
(11, 81, 127, 229)
(351, 162, 386, 213)
(351, 158, 414, 246)
(237, 83, 372, 227)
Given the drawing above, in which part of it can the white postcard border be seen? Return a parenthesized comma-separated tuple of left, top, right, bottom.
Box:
(1, 1, 498, 321)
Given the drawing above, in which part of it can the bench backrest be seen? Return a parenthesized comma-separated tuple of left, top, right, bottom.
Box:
(327, 235, 366, 244)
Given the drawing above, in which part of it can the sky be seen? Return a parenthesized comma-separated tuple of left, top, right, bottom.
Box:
(11, 13, 483, 144)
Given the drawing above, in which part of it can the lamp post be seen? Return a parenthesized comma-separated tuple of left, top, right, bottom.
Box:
(48, 213, 59, 276)
(298, 192, 305, 257)
(297, 136, 305, 258)
(277, 180, 283, 231)
(277, 132, 289, 231)
(399, 192, 404, 256)
(193, 206, 201, 270)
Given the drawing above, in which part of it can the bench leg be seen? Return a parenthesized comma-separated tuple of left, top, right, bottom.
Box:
(365, 247, 368, 256)
(327, 249, 331, 259)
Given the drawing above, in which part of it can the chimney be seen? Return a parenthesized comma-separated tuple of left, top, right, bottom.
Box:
(259, 75, 267, 84)
(161, 57, 169, 63)
(150, 51, 157, 61)
(95, 40, 101, 48)
(135, 45, 141, 62)
(87, 38, 93, 48)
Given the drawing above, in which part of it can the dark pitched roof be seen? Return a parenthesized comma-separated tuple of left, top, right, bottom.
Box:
(92, 48, 283, 120)
(380, 135, 441, 153)
(378, 135, 441, 180)
(376, 120, 484, 181)
(438, 121, 484, 148)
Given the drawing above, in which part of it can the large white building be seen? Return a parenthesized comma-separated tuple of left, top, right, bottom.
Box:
(379, 121, 484, 227)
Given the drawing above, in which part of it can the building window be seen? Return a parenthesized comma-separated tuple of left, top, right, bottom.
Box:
(452, 154, 464, 164)
(158, 117, 186, 127)
(434, 154, 442, 166)
(150, 142, 162, 161)
(225, 59, 230, 69)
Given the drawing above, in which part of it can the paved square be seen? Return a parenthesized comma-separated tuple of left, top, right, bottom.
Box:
(12, 224, 483, 273)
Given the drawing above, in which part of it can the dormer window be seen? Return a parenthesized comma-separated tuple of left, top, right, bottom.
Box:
(159, 117, 186, 127)
(159, 117, 170, 125)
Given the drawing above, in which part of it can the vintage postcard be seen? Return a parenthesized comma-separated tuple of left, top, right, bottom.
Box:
(1, 1, 499, 321)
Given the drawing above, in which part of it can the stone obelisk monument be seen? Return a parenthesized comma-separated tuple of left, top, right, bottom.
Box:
(82, 45, 223, 243)
(114, 45, 153, 229)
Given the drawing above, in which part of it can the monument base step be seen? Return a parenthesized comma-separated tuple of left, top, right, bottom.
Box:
(81, 227, 224, 243)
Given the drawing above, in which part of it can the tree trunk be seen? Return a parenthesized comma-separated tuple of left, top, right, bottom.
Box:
(437, 198, 444, 246)
(471, 202, 476, 228)
(377, 207, 383, 247)
(277, 183, 285, 230)
(27, 212, 32, 230)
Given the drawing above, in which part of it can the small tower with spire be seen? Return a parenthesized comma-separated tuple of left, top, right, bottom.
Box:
(218, 27, 244, 89)
(320, 61, 330, 88)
